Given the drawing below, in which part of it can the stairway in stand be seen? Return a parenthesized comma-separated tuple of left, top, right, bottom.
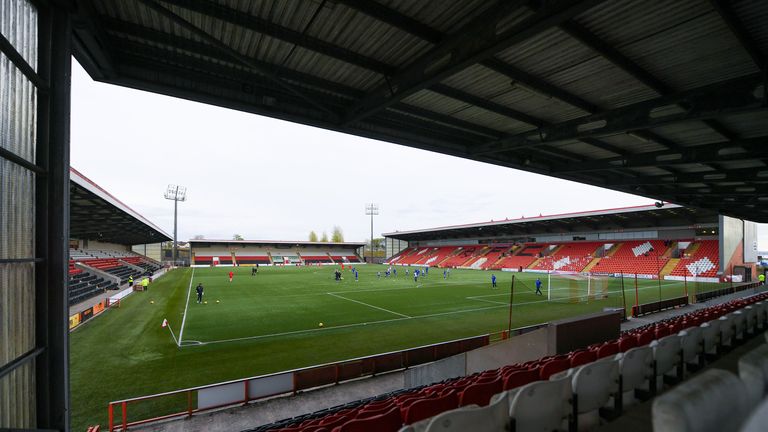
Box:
(660, 258, 680, 277)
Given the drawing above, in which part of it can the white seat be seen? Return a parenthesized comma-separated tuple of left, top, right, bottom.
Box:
(743, 306, 757, 334)
(719, 315, 735, 349)
(507, 375, 571, 432)
(423, 391, 509, 432)
(741, 397, 768, 432)
(651, 334, 681, 389)
(732, 310, 747, 341)
(738, 344, 768, 406)
(679, 326, 703, 374)
(618, 346, 652, 407)
(571, 358, 620, 431)
(755, 302, 767, 329)
(652, 369, 751, 432)
(701, 321, 720, 355)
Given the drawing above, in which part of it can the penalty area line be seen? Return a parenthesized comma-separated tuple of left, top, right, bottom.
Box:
(177, 267, 195, 347)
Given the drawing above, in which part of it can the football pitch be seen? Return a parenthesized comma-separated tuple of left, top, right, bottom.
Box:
(69, 264, 717, 429)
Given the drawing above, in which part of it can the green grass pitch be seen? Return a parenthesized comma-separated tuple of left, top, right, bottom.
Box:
(69, 264, 722, 429)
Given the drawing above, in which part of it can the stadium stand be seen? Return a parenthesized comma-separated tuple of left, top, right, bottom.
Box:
(411, 247, 456, 266)
(248, 288, 768, 432)
(492, 255, 537, 271)
(670, 240, 720, 278)
(67, 269, 116, 306)
(302, 255, 334, 264)
(396, 247, 432, 265)
(440, 246, 482, 268)
(531, 242, 601, 272)
(590, 240, 671, 276)
(66, 249, 160, 305)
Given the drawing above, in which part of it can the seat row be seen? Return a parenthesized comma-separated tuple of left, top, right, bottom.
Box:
(652, 333, 768, 432)
(253, 290, 768, 432)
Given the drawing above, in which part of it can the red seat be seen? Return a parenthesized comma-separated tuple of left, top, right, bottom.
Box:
(654, 325, 670, 339)
(403, 390, 458, 424)
(597, 342, 620, 358)
(619, 337, 637, 352)
(569, 350, 597, 367)
(333, 406, 402, 432)
(539, 358, 570, 379)
(636, 330, 655, 346)
(503, 369, 539, 390)
(458, 378, 502, 407)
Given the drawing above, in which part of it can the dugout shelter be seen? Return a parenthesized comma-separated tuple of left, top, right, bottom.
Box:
(2, 0, 768, 429)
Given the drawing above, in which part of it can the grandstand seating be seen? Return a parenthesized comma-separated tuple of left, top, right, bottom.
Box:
(591, 240, 671, 276)
(330, 256, 362, 264)
(516, 244, 546, 256)
(236, 256, 272, 265)
(439, 246, 481, 268)
(387, 248, 416, 265)
(396, 247, 432, 265)
(670, 240, 720, 278)
(250, 287, 768, 432)
(302, 255, 333, 264)
(68, 270, 116, 306)
(477, 247, 507, 270)
(493, 255, 536, 270)
(84, 258, 144, 283)
(412, 247, 456, 266)
(531, 242, 600, 272)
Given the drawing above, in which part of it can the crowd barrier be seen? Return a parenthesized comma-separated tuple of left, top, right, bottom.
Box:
(69, 299, 109, 330)
(694, 281, 763, 303)
(107, 334, 489, 431)
(631, 295, 689, 317)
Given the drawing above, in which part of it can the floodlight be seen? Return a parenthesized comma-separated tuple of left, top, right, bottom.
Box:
(164, 184, 187, 265)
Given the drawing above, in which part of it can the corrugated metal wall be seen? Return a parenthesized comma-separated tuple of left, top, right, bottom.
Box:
(0, 0, 38, 428)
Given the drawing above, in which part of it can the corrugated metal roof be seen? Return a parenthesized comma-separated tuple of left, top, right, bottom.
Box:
(72, 0, 768, 222)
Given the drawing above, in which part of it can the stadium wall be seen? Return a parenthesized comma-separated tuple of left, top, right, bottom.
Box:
(720, 215, 757, 275)
(385, 237, 408, 259)
(74, 239, 131, 252)
(132, 243, 162, 262)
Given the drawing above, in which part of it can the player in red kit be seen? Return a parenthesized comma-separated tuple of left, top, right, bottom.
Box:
(229, 271, 234, 283)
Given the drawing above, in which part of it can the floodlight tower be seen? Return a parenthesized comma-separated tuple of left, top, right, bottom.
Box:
(365, 203, 379, 263)
(164, 184, 187, 265)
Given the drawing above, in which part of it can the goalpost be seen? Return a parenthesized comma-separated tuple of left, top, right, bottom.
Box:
(546, 271, 614, 303)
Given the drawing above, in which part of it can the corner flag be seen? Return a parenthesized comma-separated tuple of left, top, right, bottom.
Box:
(161, 318, 168, 328)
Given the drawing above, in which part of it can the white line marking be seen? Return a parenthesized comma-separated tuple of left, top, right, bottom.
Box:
(327, 292, 411, 318)
(466, 297, 509, 305)
(177, 267, 195, 346)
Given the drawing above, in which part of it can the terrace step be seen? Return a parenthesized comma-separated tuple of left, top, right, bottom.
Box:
(660, 258, 680, 277)
(582, 257, 601, 273)
(605, 242, 623, 257)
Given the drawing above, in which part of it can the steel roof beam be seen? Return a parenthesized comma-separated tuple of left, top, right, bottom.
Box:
(333, 0, 443, 44)
(709, 0, 766, 73)
(472, 73, 765, 155)
(138, 0, 339, 119)
(160, 0, 395, 75)
(612, 168, 768, 186)
(553, 136, 768, 173)
(342, 0, 607, 125)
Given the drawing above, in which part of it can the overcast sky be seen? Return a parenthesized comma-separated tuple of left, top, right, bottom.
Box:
(69, 61, 768, 248)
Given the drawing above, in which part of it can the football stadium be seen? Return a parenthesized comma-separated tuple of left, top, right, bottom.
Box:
(3, 1, 768, 432)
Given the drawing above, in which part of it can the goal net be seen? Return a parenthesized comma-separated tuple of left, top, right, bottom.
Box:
(544, 272, 619, 303)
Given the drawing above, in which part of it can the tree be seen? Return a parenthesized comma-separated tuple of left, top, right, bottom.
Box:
(331, 226, 344, 243)
(192, 234, 205, 240)
(309, 231, 318, 242)
(233, 234, 244, 240)
(320, 231, 329, 242)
